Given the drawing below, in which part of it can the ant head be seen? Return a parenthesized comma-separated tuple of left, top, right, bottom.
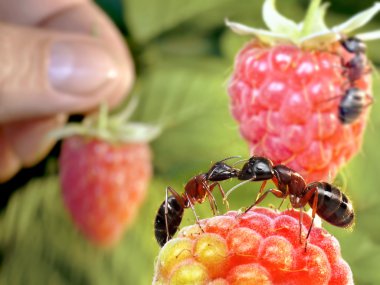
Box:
(341, 37, 366, 54)
(238, 156, 274, 181)
(207, 161, 239, 181)
(344, 88, 366, 101)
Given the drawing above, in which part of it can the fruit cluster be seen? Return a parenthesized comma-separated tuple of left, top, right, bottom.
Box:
(153, 208, 353, 285)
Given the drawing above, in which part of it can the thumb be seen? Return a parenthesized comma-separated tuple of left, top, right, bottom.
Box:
(0, 22, 123, 123)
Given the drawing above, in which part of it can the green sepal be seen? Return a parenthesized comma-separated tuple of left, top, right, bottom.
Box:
(262, 0, 299, 38)
(49, 99, 162, 144)
(301, 1, 330, 36)
(225, 19, 292, 46)
(331, 2, 380, 35)
(357, 30, 380, 42)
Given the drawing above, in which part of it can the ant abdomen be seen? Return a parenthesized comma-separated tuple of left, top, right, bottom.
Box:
(309, 182, 354, 228)
(154, 196, 184, 247)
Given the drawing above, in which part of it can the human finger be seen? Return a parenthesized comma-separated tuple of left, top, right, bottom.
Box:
(0, 22, 121, 123)
(0, 115, 67, 182)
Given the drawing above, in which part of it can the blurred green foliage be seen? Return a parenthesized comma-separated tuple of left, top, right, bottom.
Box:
(1, 0, 380, 284)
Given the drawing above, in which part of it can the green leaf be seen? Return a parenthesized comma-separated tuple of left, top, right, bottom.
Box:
(129, 58, 247, 179)
(329, 227, 380, 284)
(187, 0, 264, 32)
(220, 28, 251, 61)
(0, 176, 174, 285)
(123, 0, 230, 43)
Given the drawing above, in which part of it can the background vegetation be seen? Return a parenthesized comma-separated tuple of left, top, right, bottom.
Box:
(1, 0, 380, 284)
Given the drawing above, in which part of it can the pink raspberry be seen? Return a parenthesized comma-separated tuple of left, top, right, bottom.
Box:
(226, 0, 378, 183)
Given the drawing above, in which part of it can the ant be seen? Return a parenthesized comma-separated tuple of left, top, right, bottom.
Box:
(339, 87, 372, 124)
(225, 156, 355, 246)
(340, 36, 367, 82)
(154, 157, 240, 247)
(337, 36, 373, 124)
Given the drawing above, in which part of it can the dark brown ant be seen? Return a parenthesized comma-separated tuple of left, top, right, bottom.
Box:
(154, 157, 240, 247)
(337, 36, 373, 124)
(339, 87, 373, 124)
(340, 36, 367, 82)
(225, 156, 354, 246)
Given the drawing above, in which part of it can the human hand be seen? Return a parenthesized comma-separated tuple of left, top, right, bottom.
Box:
(0, 0, 134, 182)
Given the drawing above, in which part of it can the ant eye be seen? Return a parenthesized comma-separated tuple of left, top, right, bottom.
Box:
(255, 166, 263, 174)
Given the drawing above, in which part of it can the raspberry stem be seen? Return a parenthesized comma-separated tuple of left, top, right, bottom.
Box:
(97, 102, 109, 134)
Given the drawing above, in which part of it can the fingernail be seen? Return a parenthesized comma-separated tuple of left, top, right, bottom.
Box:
(49, 41, 118, 94)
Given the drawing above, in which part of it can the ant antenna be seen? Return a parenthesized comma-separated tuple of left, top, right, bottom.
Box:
(219, 155, 242, 163)
(224, 179, 255, 200)
(231, 157, 249, 167)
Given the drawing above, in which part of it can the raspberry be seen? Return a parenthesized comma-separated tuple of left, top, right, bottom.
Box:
(226, 0, 379, 182)
(153, 207, 353, 285)
(58, 103, 160, 247)
(60, 136, 152, 247)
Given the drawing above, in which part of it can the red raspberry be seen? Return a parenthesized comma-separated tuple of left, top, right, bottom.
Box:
(60, 136, 151, 247)
(226, 0, 379, 182)
(153, 207, 353, 285)
(58, 103, 159, 247)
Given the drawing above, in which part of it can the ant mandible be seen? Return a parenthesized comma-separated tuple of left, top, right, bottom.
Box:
(225, 156, 355, 245)
(154, 157, 240, 247)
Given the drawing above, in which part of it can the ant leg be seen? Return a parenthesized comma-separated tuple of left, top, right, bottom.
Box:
(210, 182, 230, 211)
(299, 184, 320, 251)
(277, 197, 286, 210)
(306, 192, 319, 240)
(299, 207, 303, 244)
(364, 94, 374, 107)
(206, 192, 218, 215)
(184, 193, 204, 233)
(202, 181, 218, 215)
(256, 181, 268, 202)
(244, 188, 285, 214)
(164, 187, 170, 243)
(164, 186, 184, 243)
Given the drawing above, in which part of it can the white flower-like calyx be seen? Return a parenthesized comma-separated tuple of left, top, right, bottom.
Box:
(50, 98, 162, 144)
(226, 0, 380, 49)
